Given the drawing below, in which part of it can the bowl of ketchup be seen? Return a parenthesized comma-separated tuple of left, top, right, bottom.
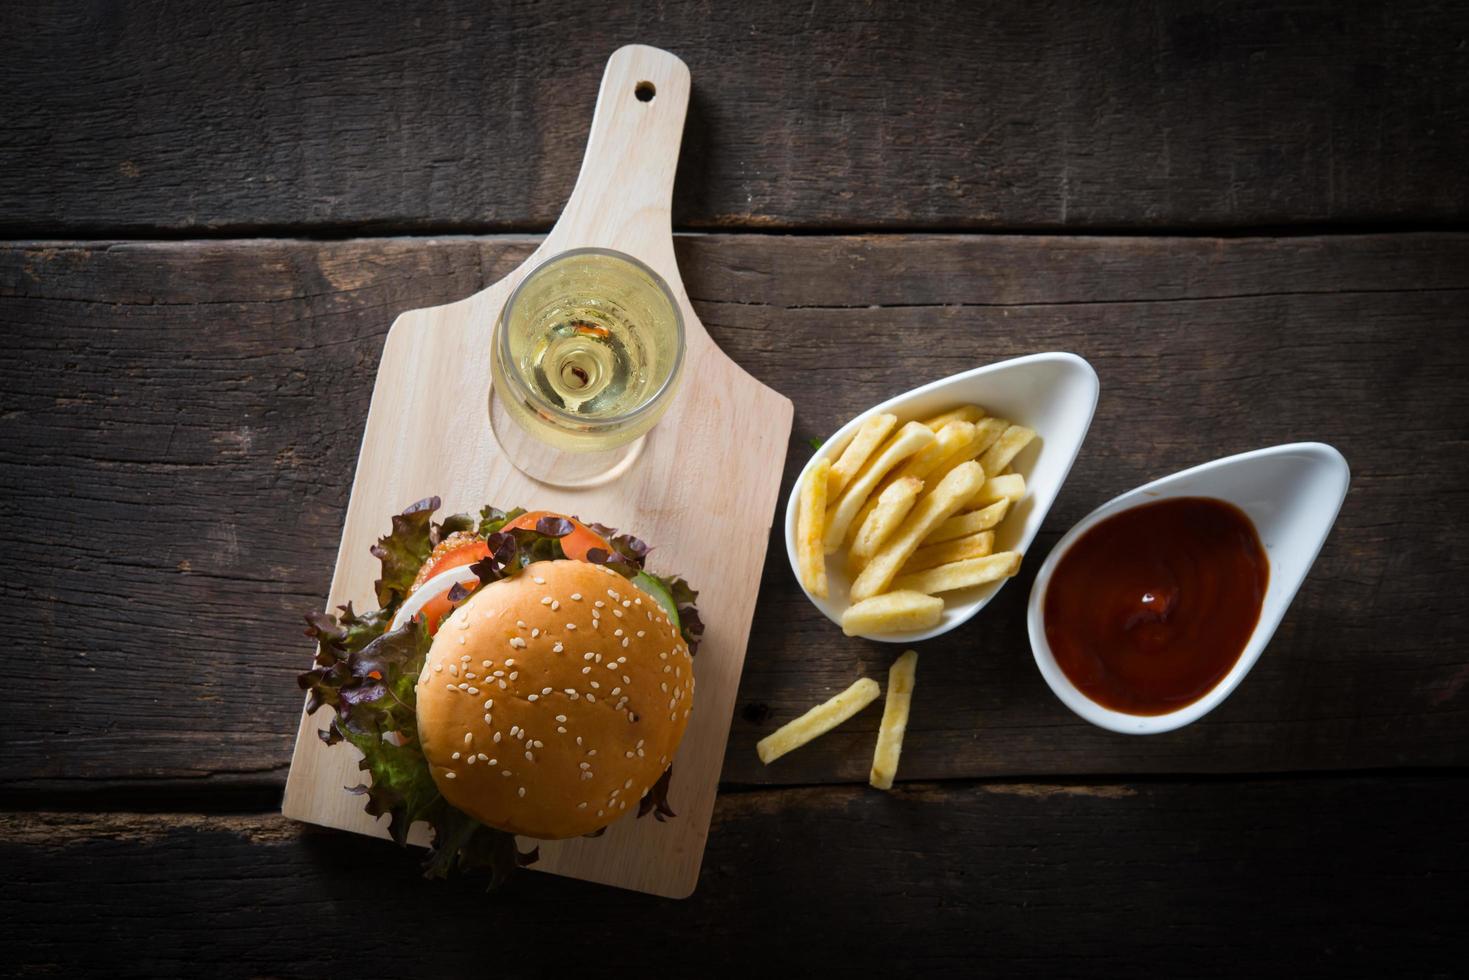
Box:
(1027, 443, 1350, 734)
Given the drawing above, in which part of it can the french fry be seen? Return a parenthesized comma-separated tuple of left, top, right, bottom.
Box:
(970, 472, 1026, 508)
(924, 416, 1008, 487)
(847, 421, 974, 543)
(849, 476, 923, 567)
(921, 405, 984, 431)
(823, 422, 935, 553)
(901, 530, 994, 574)
(796, 458, 830, 597)
(756, 677, 882, 765)
(840, 590, 944, 636)
(849, 461, 985, 602)
(891, 551, 1022, 595)
(870, 650, 918, 790)
(978, 424, 1036, 477)
(827, 414, 896, 499)
(923, 499, 1010, 545)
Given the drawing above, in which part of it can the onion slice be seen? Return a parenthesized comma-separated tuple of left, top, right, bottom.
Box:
(389, 565, 482, 633)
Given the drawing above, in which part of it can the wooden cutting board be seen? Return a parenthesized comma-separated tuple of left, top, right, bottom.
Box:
(281, 45, 793, 899)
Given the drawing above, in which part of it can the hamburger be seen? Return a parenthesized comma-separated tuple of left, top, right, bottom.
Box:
(299, 498, 702, 883)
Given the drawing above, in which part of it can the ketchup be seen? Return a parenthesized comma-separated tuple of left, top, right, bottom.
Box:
(1043, 497, 1269, 716)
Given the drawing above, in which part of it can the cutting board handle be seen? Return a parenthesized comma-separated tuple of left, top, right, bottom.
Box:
(542, 45, 691, 279)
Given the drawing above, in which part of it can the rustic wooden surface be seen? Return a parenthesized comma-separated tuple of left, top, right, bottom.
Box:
(3, 0, 1467, 235)
(4, 776, 1465, 977)
(2, 2, 1466, 975)
(3, 235, 1465, 792)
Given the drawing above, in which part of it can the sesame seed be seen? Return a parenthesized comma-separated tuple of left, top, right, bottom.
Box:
(451, 751, 461, 760)
(445, 684, 456, 692)
(458, 637, 466, 645)
(444, 771, 457, 779)
(449, 664, 459, 677)
(519, 786, 527, 797)
(556, 714, 567, 722)
(433, 663, 443, 673)
(509, 671, 519, 681)
(467, 686, 479, 695)
(568, 691, 580, 700)
(502, 770, 511, 777)
(578, 802, 588, 809)
(566, 623, 577, 631)
(614, 609, 624, 618)
(576, 736, 583, 746)
(505, 658, 516, 666)
(622, 638, 629, 647)
(553, 642, 564, 653)
(582, 772, 594, 780)
(669, 698, 676, 709)
(625, 750, 634, 758)
(541, 596, 552, 605)
(622, 600, 631, 608)
(606, 663, 617, 671)
(597, 809, 604, 817)
(579, 762, 591, 770)
(493, 732, 502, 743)
(464, 732, 474, 745)
(510, 637, 526, 649)
(533, 576, 545, 585)
(465, 671, 476, 679)
(571, 593, 582, 600)
(525, 751, 534, 761)
(595, 600, 605, 608)
(467, 755, 478, 765)
(637, 748, 644, 757)
(590, 681, 600, 689)
(617, 656, 627, 664)
(509, 725, 519, 736)
(498, 679, 507, 689)
(611, 687, 621, 696)
(458, 682, 469, 690)
(586, 693, 596, 703)
(582, 666, 592, 675)
(493, 670, 505, 677)
(557, 726, 567, 734)
(620, 802, 627, 810)
(527, 694, 538, 702)
(587, 749, 597, 757)
(661, 683, 668, 692)
(637, 630, 646, 638)
(533, 740, 544, 748)
(517, 729, 526, 740)
(659, 652, 668, 660)
(595, 653, 603, 663)
(482, 660, 492, 667)
(551, 600, 560, 611)
(625, 778, 634, 788)
(516, 620, 526, 629)
(542, 687, 553, 695)
(614, 628, 624, 637)
(484, 699, 494, 709)
(461, 654, 471, 662)
(531, 628, 540, 638)
(623, 675, 632, 684)
(484, 714, 492, 724)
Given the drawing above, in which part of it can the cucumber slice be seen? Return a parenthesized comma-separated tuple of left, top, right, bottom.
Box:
(633, 571, 680, 628)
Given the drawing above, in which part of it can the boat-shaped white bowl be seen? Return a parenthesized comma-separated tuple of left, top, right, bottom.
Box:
(784, 352, 1099, 642)
(1027, 442, 1351, 734)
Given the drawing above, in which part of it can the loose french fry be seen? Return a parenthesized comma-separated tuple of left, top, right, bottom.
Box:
(921, 404, 984, 431)
(978, 424, 1036, 476)
(923, 499, 1010, 545)
(840, 590, 944, 636)
(756, 677, 882, 764)
(850, 476, 923, 566)
(827, 414, 896, 499)
(891, 551, 1022, 594)
(848, 421, 974, 543)
(901, 530, 994, 574)
(870, 650, 918, 790)
(924, 416, 1007, 487)
(970, 472, 1026, 508)
(823, 421, 935, 553)
(796, 458, 830, 597)
(849, 461, 985, 601)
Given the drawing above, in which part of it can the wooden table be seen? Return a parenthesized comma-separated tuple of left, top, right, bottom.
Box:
(2, 3, 1465, 976)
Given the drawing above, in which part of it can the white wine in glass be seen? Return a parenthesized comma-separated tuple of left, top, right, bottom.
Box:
(490, 248, 686, 484)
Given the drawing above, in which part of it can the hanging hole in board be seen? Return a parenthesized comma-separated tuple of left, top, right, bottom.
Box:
(634, 81, 656, 102)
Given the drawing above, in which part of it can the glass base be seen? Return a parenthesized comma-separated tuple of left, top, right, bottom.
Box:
(488, 383, 645, 488)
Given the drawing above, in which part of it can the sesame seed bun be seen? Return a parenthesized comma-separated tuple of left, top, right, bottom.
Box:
(415, 559, 694, 840)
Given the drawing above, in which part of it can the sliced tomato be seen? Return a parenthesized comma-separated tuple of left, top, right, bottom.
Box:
(501, 510, 611, 562)
(410, 531, 491, 634)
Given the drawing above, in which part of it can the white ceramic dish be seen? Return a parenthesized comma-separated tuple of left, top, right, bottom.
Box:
(1027, 442, 1350, 734)
(784, 352, 1099, 643)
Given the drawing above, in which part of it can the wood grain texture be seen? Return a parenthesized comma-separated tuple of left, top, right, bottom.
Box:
(2, 234, 1467, 792)
(3, 0, 1466, 234)
(278, 47, 793, 898)
(3, 776, 1465, 977)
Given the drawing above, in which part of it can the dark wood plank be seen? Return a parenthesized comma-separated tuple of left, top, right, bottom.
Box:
(2, 775, 1464, 977)
(3, 1, 1466, 234)
(1, 235, 1466, 790)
